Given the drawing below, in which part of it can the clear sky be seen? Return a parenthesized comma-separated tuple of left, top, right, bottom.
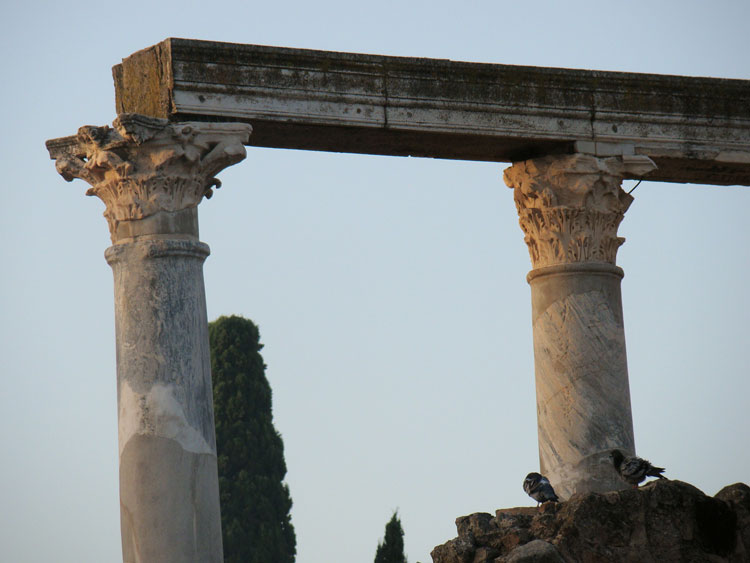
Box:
(1, 1, 749, 561)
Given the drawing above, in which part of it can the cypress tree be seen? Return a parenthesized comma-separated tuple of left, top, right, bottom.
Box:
(374, 511, 407, 563)
(209, 315, 296, 563)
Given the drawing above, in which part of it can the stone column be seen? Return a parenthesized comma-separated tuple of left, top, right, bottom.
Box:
(503, 153, 656, 499)
(47, 114, 252, 562)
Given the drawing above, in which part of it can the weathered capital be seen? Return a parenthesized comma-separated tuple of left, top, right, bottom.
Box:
(46, 113, 252, 241)
(503, 154, 656, 269)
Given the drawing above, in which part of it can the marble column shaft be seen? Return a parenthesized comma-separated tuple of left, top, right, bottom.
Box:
(504, 153, 656, 499)
(47, 114, 252, 562)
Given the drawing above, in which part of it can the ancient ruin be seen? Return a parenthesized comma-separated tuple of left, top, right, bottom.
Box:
(46, 38, 750, 561)
(431, 480, 750, 562)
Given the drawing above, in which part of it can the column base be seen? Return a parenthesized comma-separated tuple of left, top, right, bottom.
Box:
(543, 449, 630, 500)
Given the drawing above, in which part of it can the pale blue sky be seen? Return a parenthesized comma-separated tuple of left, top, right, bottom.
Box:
(1, 1, 749, 561)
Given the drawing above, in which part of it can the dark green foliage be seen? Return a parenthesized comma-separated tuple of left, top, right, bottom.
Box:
(375, 511, 407, 563)
(209, 315, 296, 563)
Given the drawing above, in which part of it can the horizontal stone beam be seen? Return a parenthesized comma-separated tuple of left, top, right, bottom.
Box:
(113, 38, 750, 186)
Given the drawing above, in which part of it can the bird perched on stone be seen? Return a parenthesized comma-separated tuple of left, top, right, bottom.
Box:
(609, 449, 666, 487)
(523, 472, 559, 505)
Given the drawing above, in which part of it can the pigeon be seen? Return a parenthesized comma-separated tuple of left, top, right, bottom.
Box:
(523, 472, 560, 505)
(609, 449, 666, 487)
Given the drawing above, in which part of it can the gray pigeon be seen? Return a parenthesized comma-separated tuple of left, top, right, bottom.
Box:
(523, 472, 559, 505)
(609, 449, 666, 487)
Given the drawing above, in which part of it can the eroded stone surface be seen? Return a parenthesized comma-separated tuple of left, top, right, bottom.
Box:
(431, 480, 747, 563)
(506, 540, 564, 563)
(504, 154, 655, 269)
(107, 238, 222, 562)
(530, 278, 635, 498)
(118, 380, 215, 457)
(46, 113, 251, 241)
(715, 483, 750, 561)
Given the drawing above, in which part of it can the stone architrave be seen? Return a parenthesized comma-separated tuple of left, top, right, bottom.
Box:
(504, 153, 656, 499)
(47, 114, 252, 562)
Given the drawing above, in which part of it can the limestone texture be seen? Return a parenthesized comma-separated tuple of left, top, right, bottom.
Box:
(431, 480, 750, 563)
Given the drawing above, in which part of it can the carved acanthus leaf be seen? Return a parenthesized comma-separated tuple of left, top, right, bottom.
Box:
(46, 113, 252, 239)
(503, 154, 656, 268)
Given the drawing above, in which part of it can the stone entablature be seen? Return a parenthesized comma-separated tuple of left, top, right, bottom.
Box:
(46, 114, 251, 241)
(113, 38, 750, 185)
(503, 154, 656, 269)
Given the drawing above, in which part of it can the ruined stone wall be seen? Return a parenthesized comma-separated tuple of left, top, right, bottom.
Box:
(431, 480, 750, 563)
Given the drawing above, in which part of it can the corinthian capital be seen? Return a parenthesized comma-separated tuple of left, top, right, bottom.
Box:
(46, 114, 252, 240)
(503, 154, 656, 269)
